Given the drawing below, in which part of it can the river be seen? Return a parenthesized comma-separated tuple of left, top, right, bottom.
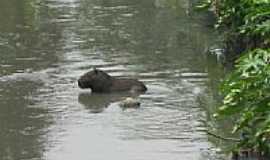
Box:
(0, 0, 227, 160)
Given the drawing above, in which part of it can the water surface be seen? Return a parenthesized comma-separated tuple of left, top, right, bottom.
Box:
(0, 0, 226, 160)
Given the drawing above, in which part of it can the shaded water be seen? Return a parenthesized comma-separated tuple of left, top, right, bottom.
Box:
(0, 0, 226, 160)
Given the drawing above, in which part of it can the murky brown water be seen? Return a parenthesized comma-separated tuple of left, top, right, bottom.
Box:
(0, 0, 227, 160)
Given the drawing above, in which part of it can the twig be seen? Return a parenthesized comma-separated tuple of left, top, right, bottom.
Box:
(206, 130, 241, 142)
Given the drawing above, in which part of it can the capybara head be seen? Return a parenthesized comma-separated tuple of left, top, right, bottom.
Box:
(78, 68, 113, 92)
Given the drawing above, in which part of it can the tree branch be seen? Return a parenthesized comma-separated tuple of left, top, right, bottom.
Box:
(206, 130, 241, 142)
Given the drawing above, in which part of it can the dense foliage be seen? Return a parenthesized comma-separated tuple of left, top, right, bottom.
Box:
(198, 0, 270, 155)
(198, 0, 270, 53)
(216, 49, 270, 153)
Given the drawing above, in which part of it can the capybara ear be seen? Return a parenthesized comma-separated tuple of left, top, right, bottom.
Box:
(93, 67, 98, 74)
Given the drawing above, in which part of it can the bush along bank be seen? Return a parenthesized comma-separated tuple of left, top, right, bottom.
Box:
(198, 0, 270, 158)
(199, 0, 270, 55)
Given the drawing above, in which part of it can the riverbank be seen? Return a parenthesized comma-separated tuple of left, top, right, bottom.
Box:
(200, 0, 270, 158)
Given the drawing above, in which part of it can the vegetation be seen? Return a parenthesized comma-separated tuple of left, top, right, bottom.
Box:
(217, 49, 270, 154)
(198, 0, 270, 155)
(198, 0, 270, 54)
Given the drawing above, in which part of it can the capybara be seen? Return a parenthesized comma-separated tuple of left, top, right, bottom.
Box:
(78, 68, 147, 93)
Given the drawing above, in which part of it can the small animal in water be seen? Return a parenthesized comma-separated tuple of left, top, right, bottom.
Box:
(119, 97, 140, 108)
(78, 68, 147, 93)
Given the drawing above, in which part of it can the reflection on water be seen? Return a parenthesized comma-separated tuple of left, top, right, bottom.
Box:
(0, 0, 226, 160)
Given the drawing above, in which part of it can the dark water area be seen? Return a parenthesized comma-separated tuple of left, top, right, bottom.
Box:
(0, 0, 229, 160)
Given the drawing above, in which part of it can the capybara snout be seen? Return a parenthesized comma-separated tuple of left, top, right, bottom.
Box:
(78, 79, 87, 88)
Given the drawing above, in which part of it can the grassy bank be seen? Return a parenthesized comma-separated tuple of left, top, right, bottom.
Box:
(198, 0, 270, 156)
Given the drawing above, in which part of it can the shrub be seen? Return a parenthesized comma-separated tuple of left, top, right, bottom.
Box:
(216, 48, 270, 153)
